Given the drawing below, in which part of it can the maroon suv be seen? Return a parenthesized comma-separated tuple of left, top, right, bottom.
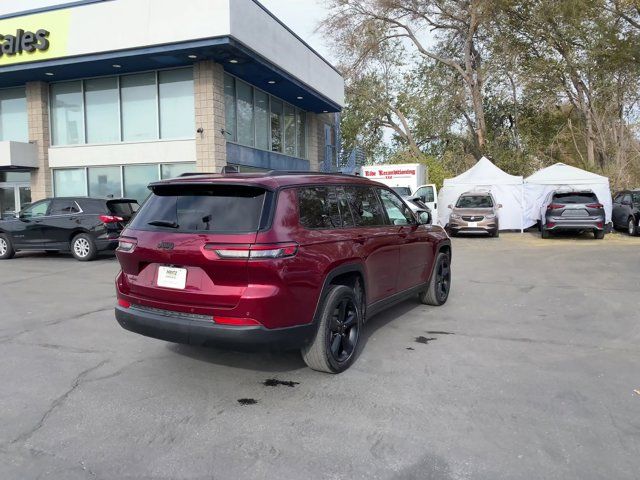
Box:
(114, 172, 452, 373)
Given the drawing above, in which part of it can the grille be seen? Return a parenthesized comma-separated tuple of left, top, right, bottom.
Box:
(131, 304, 211, 321)
(462, 216, 484, 222)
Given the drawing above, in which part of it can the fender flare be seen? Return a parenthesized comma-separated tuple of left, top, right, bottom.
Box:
(310, 262, 367, 328)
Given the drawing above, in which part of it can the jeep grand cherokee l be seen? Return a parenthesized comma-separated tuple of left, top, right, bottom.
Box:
(114, 172, 452, 373)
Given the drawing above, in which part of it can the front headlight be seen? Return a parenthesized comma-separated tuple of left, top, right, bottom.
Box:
(485, 214, 496, 219)
(450, 213, 460, 219)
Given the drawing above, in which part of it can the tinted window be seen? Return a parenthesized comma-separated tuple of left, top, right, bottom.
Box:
(21, 200, 50, 218)
(298, 186, 353, 229)
(613, 193, 624, 203)
(456, 195, 493, 208)
(108, 201, 139, 219)
(632, 193, 640, 205)
(50, 199, 80, 215)
(553, 192, 598, 204)
(77, 199, 108, 214)
(344, 186, 386, 227)
(129, 185, 267, 233)
(379, 189, 414, 225)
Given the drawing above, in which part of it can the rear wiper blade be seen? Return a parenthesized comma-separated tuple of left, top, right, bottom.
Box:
(147, 220, 179, 228)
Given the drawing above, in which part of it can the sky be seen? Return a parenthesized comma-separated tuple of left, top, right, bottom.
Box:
(0, 0, 335, 61)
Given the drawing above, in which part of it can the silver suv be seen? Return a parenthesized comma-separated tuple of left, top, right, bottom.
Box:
(447, 191, 501, 237)
(540, 189, 605, 239)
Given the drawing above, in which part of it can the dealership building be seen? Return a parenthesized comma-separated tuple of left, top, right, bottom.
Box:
(0, 0, 344, 215)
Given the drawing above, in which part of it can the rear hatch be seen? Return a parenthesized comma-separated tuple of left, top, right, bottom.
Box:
(549, 192, 603, 219)
(106, 199, 139, 229)
(117, 183, 272, 310)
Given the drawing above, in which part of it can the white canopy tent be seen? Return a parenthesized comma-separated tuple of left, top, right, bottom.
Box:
(523, 163, 613, 227)
(437, 157, 525, 230)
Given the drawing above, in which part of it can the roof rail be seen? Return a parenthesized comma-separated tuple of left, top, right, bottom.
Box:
(178, 172, 216, 177)
(265, 170, 345, 176)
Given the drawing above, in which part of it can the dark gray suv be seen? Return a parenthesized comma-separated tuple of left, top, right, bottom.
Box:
(540, 190, 606, 239)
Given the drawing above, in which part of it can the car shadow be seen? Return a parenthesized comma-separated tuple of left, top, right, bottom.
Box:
(357, 297, 424, 351)
(167, 342, 308, 373)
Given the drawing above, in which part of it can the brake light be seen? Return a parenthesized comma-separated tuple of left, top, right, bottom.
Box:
(214, 316, 262, 326)
(204, 243, 298, 260)
(586, 203, 603, 209)
(117, 237, 137, 252)
(546, 222, 556, 228)
(100, 214, 124, 224)
(117, 299, 131, 309)
(547, 204, 565, 210)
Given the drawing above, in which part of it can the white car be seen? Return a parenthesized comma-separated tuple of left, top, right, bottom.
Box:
(413, 184, 438, 223)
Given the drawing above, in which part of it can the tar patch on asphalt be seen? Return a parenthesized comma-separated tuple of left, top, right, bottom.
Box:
(263, 379, 299, 388)
(426, 331, 455, 335)
(406, 347, 415, 351)
(415, 336, 437, 344)
(237, 398, 258, 406)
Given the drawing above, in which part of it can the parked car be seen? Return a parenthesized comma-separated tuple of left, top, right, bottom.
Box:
(0, 197, 139, 261)
(114, 171, 451, 373)
(413, 184, 438, 225)
(402, 195, 433, 224)
(540, 189, 605, 239)
(446, 191, 501, 237)
(612, 190, 640, 236)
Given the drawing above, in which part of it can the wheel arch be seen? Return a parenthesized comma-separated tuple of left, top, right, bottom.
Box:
(312, 262, 367, 326)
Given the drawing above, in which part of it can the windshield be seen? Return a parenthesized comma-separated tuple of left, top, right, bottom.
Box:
(392, 187, 412, 196)
(129, 185, 268, 233)
(456, 195, 493, 208)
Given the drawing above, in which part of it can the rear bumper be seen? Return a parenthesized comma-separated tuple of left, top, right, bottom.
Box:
(115, 306, 317, 350)
(545, 219, 604, 230)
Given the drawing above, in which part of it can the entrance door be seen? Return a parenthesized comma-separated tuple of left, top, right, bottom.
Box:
(0, 183, 31, 219)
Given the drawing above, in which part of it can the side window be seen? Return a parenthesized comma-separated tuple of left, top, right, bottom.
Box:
(298, 186, 343, 229)
(416, 186, 435, 203)
(613, 193, 623, 204)
(50, 199, 80, 215)
(21, 200, 51, 218)
(378, 189, 414, 225)
(623, 194, 632, 205)
(632, 193, 640, 205)
(344, 186, 387, 227)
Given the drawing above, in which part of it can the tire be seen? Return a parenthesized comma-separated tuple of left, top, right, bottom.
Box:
(594, 229, 605, 240)
(419, 251, 451, 306)
(301, 285, 362, 374)
(491, 229, 500, 238)
(0, 234, 15, 260)
(541, 228, 550, 239)
(71, 233, 97, 261)
(628, 218, 637, 236)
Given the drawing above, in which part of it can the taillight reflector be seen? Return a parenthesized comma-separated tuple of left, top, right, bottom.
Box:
(117, 237, 137, 252)
(118, 299, 131, 309)
(586, 203, 603, 209)
(547, 204, 565, 210)
(204, 243, 298, 260)
(214, 316, 261, 326)
(100, 214, 124, 224)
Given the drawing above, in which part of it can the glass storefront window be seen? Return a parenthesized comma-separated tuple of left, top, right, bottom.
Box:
(224, 74, 236, 142)
(88, 166, 121, 198)
(254, 90, 269, 151)
(84, 77, 120, 144)
(159, 68, 194, 139)
(270, 98, 283, 153)
(284, 104, 296, 157)
(54, 169, 86, 197)
(0, 87, 28, 143)
(161, 162, 196, 179)
(0, 171, 30, 182)
(121, 72, 157, 142)
(236, 80, 254, 147)
(297, 111, 306, 158)
(51, 82, 84, 145)
(124, 164, 158, 203)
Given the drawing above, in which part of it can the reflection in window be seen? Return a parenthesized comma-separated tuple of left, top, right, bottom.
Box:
(88, 166, 122, 198)
(84, 77, 119, 144)
(161, 162, 196, 179)
(254, 90, 269, 150)
(121, 73, 157, 141)
(345, 186, 386, 226)
(236, 80, 254, 147)
(270, 98, 283, 153)
(0, 87, 28, 143)
(296, 111, 306, 158)
(159, 68, 194, 139)
(284, 104, 296, 156)
(51, 82, 84, 145)
(224, 74, 236, 142)
(54, 169, 86, 197)
(124, 164, 159, 203)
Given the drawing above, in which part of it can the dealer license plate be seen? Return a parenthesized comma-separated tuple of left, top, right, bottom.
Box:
(467, 222, 478, 228)
(157, 266, 187, 290)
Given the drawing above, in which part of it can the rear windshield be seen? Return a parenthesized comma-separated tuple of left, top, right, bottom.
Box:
(456, 195, 493, 208)
(552, 192, 598, 204)
(129, 185, 268, 233)
(108, 201, 139, 218)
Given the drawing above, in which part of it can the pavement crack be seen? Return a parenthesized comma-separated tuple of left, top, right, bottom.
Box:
(10, 360, 109, 446)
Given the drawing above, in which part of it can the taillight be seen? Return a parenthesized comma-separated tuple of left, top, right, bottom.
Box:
(204, 243, 298, 260)
(100, 214, 124, 224)
(117, 237, 137, 252)
(117, 299, 131, 308)
(547, 204, 565, 210)
(214, 316, 262, 326)
(546, 222, 556, 228)
(586, 203, 603, 209)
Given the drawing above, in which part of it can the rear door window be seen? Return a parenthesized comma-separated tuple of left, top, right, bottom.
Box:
(50, 199, 80, 215)
(344, 186, 387, 227)
(298, 186, 353, 229)
(129, 185, 268, 233)
(553, 193, 598, 204)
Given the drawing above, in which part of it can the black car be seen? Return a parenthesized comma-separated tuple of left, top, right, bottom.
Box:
(540, 190, 606, 239)
(0, 197, 138, 261)
(612, 190, 640, 236)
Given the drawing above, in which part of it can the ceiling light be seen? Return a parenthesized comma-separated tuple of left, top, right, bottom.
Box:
(323, 110, 328, 113)
(297, 96, 303, 100)
(45, 72, 54, 76)
(112, 64, 122, 68)
(268, 80, 276, 84)
(229, 59, 239, 64)
(188, 54, 198, 59)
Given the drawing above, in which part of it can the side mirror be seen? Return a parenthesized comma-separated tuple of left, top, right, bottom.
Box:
(416, 210, 431, 225)
(447, 204, 453, 209)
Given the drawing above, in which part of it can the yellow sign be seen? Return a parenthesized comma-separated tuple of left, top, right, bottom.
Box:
(0, 9, 70, 67)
